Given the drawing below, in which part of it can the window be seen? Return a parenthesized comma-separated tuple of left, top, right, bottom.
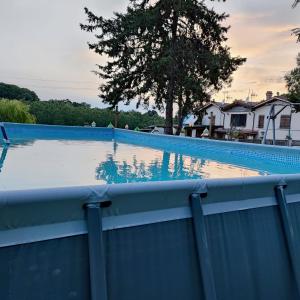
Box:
(230, 114, 247, 127)
(280, 115, 291, 129)
(258, 115, 265, 128)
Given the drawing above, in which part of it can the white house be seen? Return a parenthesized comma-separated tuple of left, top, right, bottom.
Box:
(200, 91, 300, 144)
(201, 102, 225, 127)
(222, 100, 257, 132)
(200, 100, 258, 139)
(252, 97, 300, 141)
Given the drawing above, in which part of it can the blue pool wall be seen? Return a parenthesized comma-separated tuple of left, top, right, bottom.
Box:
(115, 128, 300, 165)
(1, 123, 300, 300)
(3, 122, 114, 140)
(3, 122, 300, 166)
(1, 175, 300, 300)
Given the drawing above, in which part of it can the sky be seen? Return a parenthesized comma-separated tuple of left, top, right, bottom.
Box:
(0, 0, 299, 110)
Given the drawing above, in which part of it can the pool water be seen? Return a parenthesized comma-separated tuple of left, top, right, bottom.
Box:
(0, 138, 273, 190)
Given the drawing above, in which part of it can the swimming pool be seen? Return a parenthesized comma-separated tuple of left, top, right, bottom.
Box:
(1, 123, 300, 190)
(2, 123, 300, 300)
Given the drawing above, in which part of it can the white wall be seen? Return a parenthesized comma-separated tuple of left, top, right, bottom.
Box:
(202, 106, 224, 127)
(201, 100, 300, 141)
(202, 105, 254, 131)
(254, 100, 300, 141)
(223, 111, 255, 131)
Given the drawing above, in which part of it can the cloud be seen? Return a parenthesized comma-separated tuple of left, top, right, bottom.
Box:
(0, 0, 299, 107)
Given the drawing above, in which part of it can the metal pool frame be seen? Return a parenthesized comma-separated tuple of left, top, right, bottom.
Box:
(1, 123, 300, 300)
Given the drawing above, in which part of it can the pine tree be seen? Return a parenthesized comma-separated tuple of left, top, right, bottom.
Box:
(81, 0, 246, 134)
(292, 0, 300, 42)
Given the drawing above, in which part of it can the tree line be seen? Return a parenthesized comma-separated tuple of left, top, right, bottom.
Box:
(0, 82, 39, 102)
(0, 92, 164, 129)
(29, 100, 164, 128)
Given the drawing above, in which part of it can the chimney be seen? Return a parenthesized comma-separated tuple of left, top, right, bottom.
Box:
(266, 91, 273, 101)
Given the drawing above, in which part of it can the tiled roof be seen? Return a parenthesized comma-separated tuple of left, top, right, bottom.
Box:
(201, 100, 259, 112)
(253, 96, 291, 110)
(222, 100, 259, 111)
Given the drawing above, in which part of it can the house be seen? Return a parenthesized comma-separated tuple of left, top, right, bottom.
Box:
(201, 102, 226, 127)
(183, 102, 225, 138)
(252, 95, 300, 142)
(221, 100, 259, 139)
(200, 91, 300, 144)
(201, 100, 259, 139)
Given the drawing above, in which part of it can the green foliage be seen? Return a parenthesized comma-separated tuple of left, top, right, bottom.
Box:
(0, 99, 36, 123)
(81, 0, 246, 134)
(29, 99, 164, 129)
(0, 82, 39, 102)
(292, 1, 300, 42)
(293, 0, 300, 7)
(285, 53, 300, 103)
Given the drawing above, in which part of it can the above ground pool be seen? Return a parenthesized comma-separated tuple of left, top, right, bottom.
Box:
(1, 123, 300, 190)
(2, 123, 300, 300)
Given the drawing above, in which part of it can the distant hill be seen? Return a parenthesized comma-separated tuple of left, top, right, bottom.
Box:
(0, 82, 39, 101)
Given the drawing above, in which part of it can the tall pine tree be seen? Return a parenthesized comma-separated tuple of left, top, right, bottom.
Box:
(292, 0, 300, 42)
(81, 0, 246, 134)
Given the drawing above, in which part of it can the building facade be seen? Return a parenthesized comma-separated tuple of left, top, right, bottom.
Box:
(199, 92, 300, 143)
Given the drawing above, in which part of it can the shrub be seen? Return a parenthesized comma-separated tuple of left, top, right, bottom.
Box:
(0, 99, 36, 123)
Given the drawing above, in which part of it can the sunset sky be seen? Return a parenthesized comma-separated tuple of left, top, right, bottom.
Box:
(0, 0, 299, 110)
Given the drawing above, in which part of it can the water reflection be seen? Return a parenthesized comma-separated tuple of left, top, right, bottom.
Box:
(95, 144, 261, 184)
(0, 139, 36, 174)
(0, 139, 264, 190)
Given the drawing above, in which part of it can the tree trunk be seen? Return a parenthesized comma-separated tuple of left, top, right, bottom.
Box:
(164, 7, 179, 135)
(175, 117, 184, 136)
(175, 91, 183, 135)
(165, 97, 174, 135)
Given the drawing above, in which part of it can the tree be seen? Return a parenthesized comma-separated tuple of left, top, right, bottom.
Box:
(81, 0, 246, 135)
(0, 82, 39, 102)
(285, 53, 300, 103)
(29, 99, 164, 128)
(0, 99, 36, 123)
(292, 1, 300, 42)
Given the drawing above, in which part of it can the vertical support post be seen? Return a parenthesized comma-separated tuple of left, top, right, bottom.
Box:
(275, 185, 300, 296)
(190, 193, 217, 300)
(262, 105, 274, 144)
(272, 108, 276, 145)
(86, 203, 108, 300)
(209, 112, 213, 138)
(0, 123, 9, 144)
(0, 145, 8, 172)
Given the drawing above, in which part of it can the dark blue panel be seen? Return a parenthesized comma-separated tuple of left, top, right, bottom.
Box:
(0, 235, 90, 300)
(206, 206, 298, 300)
(104, 219, 204, 300)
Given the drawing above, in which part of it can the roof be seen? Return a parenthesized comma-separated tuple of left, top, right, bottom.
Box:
(222, 100, 259, 112)
(253, 96, 291, 110)
(201, 100, 258, 112)
(201, 97, 297, 113)
(199, 101, 225, 112)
